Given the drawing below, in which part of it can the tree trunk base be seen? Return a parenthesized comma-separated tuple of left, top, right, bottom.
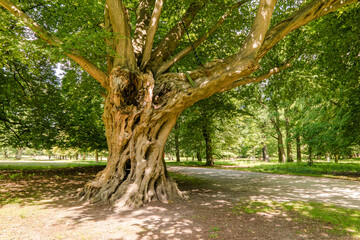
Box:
(79, 171, 188, 209)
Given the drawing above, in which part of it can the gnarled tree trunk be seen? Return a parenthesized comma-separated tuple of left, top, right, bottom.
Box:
(80, 68, 188, 208)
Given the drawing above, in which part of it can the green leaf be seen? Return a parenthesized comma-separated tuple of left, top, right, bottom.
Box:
(184, 71, 195, 87)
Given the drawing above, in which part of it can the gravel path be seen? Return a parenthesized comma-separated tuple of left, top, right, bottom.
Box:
(168, 166, 360, 209)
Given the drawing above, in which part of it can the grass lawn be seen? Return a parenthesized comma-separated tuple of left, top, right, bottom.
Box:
(166, 158, 360, 180)
(233, 200, 360, 238)
(0, 157, 106, 171)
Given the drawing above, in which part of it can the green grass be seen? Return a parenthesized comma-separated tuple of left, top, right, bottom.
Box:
(168, 172, 207, 185)
(0, 160, 106, 171)
(233, 200, 360, 238)
(166, 159, 360, 180)
(237, 162, 360, 179)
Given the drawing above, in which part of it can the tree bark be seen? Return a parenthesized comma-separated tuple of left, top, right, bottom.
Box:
(15, 147, 23, 160)
(174, 121, 180, 163)
(80, 69, 188, 208)
(271, 111, 285, 163)
(296, 135, 301, 162)
(285, 108, 293, 162)
(3, 149, 8, 159)
(262, 144, 270, 162)
(95, 149, 99, 163)
(202, 123, 214, 167)
(196, 149, 202, 162)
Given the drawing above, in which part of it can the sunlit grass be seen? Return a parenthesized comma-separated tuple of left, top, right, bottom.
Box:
(0, 160, 106, 171)
(233, 200, 360, 238)
(168, 172, 207, 185)
(284, 202, 360, 237)
(237, 162, 360, 179)
(166, 159, 360, 179)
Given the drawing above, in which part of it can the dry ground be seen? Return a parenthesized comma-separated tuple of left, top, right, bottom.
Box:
(0, 165, 358, 240)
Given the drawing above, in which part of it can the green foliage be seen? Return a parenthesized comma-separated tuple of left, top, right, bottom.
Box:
(0, 37, 62, 149)
(57, 63, 106, 151)
(1, 0, 359, 161)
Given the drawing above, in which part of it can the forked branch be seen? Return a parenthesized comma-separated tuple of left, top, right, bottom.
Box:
(106, 0, 137, 70)
(0, 0, 108, 88)
(155, 0, 249, 76)
(149, 0, 208, 68)
(132, 0, 155, 58)
(238, 0, 277, 60)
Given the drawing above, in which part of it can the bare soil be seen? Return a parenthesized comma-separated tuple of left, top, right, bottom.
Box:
(0, 165, 357, 240)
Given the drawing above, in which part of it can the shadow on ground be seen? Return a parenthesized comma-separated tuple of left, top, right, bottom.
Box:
(0, 165, 357, 240)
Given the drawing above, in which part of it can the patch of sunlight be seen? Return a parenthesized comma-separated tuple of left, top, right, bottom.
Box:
(234, 200, 360, 237)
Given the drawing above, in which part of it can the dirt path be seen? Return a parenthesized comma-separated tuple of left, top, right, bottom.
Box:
(0, 165, 359, 240)
(168, 166, 360, 210)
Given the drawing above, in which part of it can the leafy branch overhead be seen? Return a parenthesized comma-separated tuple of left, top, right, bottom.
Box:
(0, 0, 356, 99)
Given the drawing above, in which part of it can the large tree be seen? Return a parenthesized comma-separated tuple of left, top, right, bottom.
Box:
(1, 0, 357, 207)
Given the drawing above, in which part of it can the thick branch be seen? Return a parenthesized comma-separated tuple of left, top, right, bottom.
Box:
(257, 0, 358, 60)
(149, 0, 208, 70)
(104, 7, 115, 74)
(155, 0, 248, 76)
(0, 0, 108, 88)
(132, 0, 155, 59)
(155, 0, 356, 115)
(239, 0, 277, 59)
(140, 0, 164, 69)
(106, 0, 137, 70)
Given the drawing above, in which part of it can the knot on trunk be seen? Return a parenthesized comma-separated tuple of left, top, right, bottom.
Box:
(111, 67, 140, 108)
(109, 67, 155, 112)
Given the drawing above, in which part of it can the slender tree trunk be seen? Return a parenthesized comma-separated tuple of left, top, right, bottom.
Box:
(16, 148, 23, 160)
(262, 144, 269, 162)
(202, 123, 214, 167)
(196, 149, 202, 162)
(95, 149, 99, 163)
(285, 108, 293, 162)
(271, 111, 285, 163)
(3, 149, 8, 159)
(80, 69, 187, 208)
(334, 155, 339, 163)
(174, 121, 180, 162)
(296, 135, 301, 162)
